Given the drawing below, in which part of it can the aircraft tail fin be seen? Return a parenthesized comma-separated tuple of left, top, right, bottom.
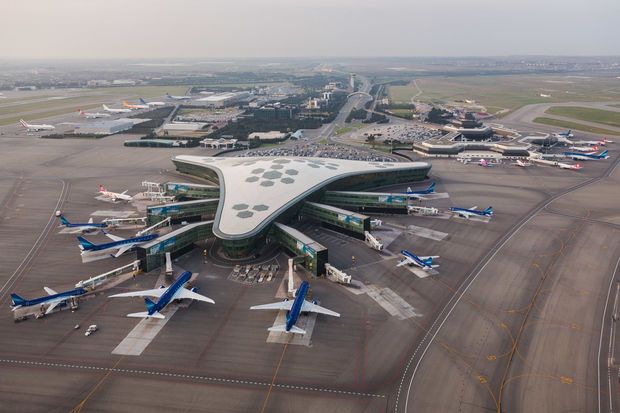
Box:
(10, 293, 25, 306)
(484, 206, 493, 215)
(268, 324, 306, 334)
(144, 297, 157, 314)
(103, 104, 109, 110)
(424, 257, 433, 267)
(99, 184, 106, 192)
(59, 215, 70, 225)
(77, 236, 96, 250)
(19, 119, 28, 128)
(139, 98, 147, 104)
(426, 182, 436, 193)
(600, 149, 609, 157)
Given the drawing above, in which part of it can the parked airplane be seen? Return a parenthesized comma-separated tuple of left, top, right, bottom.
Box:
(77, 232, 158, 258)
(79, 109, 111, 119)
(102, 104, 131, 114)
(404, 182, 436, 199)
(11, 286, 88, 315)
(553, 129, 573, 138)
(139, 98, 165, 107)
(98, 185, 133, 202)
(557, 162, 583, 170)
(513, 159, 532, 167)
(478, 158, 499, 167)
(578, 139, 611, 146)
(166, 93, 192, 100)
(109, 271, 214, 318)
(449, 206, 493, 219)
(563, 149, 609, 161)
(59, 215, 108, 234)
(397, 249, 439, 270)
(19, 119, 55, 132)
(250, 280, 340, 334)
(568, 145, 597, 153)
(122, 100, 149, 110)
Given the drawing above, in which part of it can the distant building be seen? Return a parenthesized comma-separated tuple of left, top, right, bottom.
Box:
(349, 73, 356, 90)
(322, 92, 332, 101)
(162, 122, 207, 132)
(253, 105, 295, 121)
(112, 79, 137, 86)
(200, 137, 238, 149)
(248, 131, 287, 142)
(87, 80, 111, 87)
(198, 91, 252, 107)
(74, 119, 135, 135)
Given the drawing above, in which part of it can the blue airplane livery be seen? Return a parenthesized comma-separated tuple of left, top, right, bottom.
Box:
(449, 206, 493, 219)
(404, 182, 436, 199)
(59, 215, 108, 234)
(78, 232, 158, 258)
(562, 149, 609, 161)
(109, 271, 214, 319)
(11, 286, 88, 315)
(250, 280, 340, 334)
(397, 249, 440, 270)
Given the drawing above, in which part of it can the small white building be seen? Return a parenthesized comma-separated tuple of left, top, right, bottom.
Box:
(200, 137, 238, 149)
(248, 131, 287, 142)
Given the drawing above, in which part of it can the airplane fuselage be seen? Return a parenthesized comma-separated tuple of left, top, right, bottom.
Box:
(286, 281, 310, 332)
(400, 250, 431, 269)
(450, 207, 492, 217)
(147, 271, 192, 315)
(79, 233, 157, 253)
(11, 288, 87, 308)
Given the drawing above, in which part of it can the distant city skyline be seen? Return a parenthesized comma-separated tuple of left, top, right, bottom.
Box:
(2, 0, 619, 59)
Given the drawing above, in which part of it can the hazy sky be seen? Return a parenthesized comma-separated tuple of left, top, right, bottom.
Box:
(2, 0, 619, 59)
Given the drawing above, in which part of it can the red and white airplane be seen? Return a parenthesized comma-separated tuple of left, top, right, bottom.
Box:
(512, 159, 532, 167)
(98, 185, 133, 202)
(78, 109, 110, 119)
(478, 158, 499, 167)
(557, 162, 582, 171)
(19, 119, 55, 132)
(568, 145, 598, 153)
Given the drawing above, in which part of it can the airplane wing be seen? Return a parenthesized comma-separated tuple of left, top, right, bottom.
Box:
(301, 300, 340, 317)
(397, 257, 413, 267)
(45, 300, 61, 314)
(106, 233, 125, 242)
(175, 288, 215, 304)
(109, 288, 167, 299)
(468, 206, 478, 211)
(418, 256, 440, 260)
(250, 300, 294, 311)
(44, 287, 58, 295)
(113, 245, 132, 258)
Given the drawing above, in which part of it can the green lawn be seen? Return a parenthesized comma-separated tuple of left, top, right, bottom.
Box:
(533, 117, 620, 136)
(0, 86, 190, 125)
(388, 75, 620, 117)
(334, 127, 353, 135)
(386, 109, 414, 119)
(545, 106, 620, 128)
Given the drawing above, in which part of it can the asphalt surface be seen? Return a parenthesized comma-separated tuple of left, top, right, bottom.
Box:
(0, 88, 619, 413)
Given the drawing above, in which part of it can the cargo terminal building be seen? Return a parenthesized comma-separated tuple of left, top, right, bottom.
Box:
(171, 155, 431, 263)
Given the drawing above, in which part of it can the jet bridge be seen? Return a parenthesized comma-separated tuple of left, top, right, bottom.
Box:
(322, 190, 409, 213)
(146, 199, 218, 226)
(300, 202, 370, 239)
(163, 182, 220, 200)
(137, 221, 214, 272)
(271, 222, 327, 277)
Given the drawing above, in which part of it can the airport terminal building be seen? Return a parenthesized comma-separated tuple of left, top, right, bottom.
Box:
(170, 155, 431, 260)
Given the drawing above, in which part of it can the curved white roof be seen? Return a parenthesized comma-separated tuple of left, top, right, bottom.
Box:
(172, 155, 430, 240)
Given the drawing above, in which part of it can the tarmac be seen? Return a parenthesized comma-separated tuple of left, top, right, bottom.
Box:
(0, 123, 618, 412)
